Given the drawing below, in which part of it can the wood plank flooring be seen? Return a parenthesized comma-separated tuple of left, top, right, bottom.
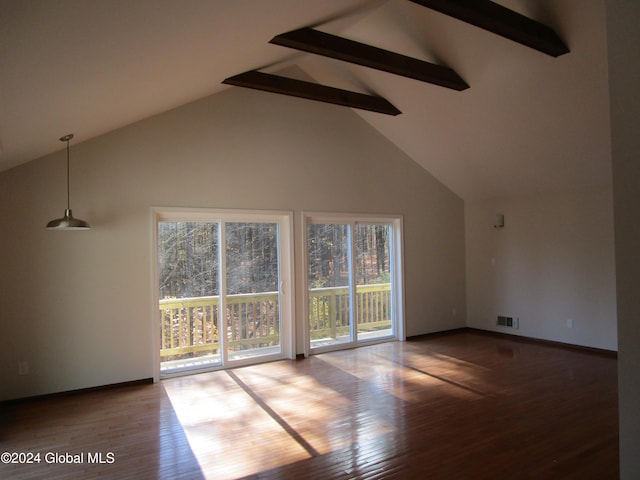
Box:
(0, 330, 618, 479)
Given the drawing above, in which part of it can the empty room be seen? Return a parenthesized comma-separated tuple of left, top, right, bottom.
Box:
(1, 1, 638, 479)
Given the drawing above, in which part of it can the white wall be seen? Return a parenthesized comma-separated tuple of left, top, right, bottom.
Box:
(606, 1, 640, 477)
(465, 187, 617, 351)
(0, 81, 466, 401)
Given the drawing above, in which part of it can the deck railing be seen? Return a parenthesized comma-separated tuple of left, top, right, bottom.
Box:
(308, 284, 392, 340)
(159, 283, 392, 360)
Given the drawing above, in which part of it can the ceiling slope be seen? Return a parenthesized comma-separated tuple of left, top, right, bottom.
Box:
(0, 0, 611, 200)
(297, 0, 611, 199)
(0, 0, 376, 171)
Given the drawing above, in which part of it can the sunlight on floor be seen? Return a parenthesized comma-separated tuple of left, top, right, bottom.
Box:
(317, 343, 490, 402)
(163, 353, 404, 478)
(162, 342, 493, 478)
(164, 370, 312, 479)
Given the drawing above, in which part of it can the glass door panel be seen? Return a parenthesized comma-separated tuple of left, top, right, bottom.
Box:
(158, 221, 222, 373)
(355, 224, 393, 341)
(225, 222, 281, 361)
(307, 223, 353, 349)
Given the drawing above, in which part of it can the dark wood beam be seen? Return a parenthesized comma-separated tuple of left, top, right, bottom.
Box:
(222, 70, 401, 116)
(270, 28, 469, 91)
(409, 0, 569, 57)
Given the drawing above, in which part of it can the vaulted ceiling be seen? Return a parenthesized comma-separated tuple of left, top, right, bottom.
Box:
(0, 0, 611, 200)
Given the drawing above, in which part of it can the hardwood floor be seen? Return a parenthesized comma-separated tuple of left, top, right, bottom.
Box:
(0, 330, 618, 479)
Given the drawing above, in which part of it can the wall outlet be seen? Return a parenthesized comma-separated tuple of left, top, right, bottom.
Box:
(567, 318, 574, 329)
(18, 361, 29, 375)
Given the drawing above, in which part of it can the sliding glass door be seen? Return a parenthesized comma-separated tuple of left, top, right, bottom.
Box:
(155, 209, 293, 377)
(305, 214, 403, 354)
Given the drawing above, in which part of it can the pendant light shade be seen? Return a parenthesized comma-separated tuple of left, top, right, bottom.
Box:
(46, 208, 91, 230)
(46, 134, 91, 230)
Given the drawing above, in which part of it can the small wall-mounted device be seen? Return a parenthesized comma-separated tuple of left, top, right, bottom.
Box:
(497, 316, 518, 328)
(494, 214, 505, 228)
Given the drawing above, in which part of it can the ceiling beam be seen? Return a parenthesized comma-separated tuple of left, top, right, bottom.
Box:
(409, 0, 569, 57)
(222, 70, 401, 116)
(270, 28, 469, 91)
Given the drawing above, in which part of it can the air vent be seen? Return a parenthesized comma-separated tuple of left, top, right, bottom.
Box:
(497, 316, 519, 329)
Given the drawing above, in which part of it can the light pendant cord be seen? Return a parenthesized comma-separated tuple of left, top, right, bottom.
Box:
(66, 137, 70, 211)
(60, 133, 74, 211)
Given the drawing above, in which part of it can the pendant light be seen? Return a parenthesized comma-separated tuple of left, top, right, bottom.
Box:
(46, 134, 91, 230)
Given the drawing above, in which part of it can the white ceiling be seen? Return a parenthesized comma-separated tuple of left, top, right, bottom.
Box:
(0, 0, 611, 200)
